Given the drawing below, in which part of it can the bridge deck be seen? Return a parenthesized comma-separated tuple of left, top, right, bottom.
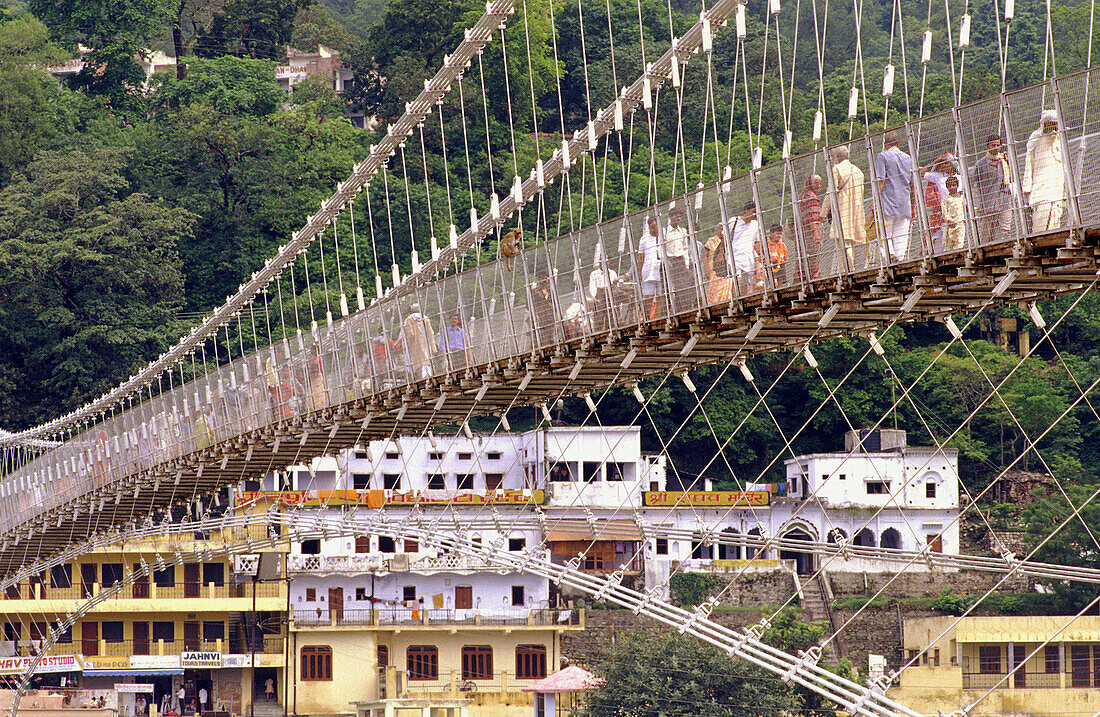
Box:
(3, 70, 1100, 575)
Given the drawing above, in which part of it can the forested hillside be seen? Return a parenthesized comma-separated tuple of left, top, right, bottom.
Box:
(1, 0, 1099, 576)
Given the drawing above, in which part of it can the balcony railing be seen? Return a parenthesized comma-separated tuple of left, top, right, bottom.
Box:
(377, 666, 544, 699)
(2, 636, 285, 658)
(5, 580, 284, 602)
(293, 607, 583, 629)
(962, 670, 1063, 689)
(287, 554, 382, 573)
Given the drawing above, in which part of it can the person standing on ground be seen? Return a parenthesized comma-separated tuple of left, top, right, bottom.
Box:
(875, 130, 915, 262)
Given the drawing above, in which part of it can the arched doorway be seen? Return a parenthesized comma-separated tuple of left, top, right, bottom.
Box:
(717, 528, 741, 560)
(854, 528, 876, 547)
(779, 529, 815, 575)
(746, 526, 764, 559)
(880, 527, 902, 550)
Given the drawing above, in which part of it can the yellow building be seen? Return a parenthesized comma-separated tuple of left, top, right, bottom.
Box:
(889, 615, 1100, 716)
(0, 513, 289, 717)
(290, 607, 584, 717)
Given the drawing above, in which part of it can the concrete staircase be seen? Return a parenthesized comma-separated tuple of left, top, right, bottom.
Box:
(249, 699, 285, 717)
(795, 573, 847, 664)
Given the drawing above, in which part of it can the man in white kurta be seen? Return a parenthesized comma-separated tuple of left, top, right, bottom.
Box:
(830, 145, 867, 271)
(1023, 109, 1066, 233)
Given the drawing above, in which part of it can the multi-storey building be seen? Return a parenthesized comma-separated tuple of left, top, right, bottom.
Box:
(653, 429, 960, 581)
(0, 506, 288, 717)
(889, 615, 1100, 716)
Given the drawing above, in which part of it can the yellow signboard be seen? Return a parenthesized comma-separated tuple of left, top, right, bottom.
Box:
(642, 491, 770, 507)
(83, 655, 129, 671)
(237, 489, 546, 508)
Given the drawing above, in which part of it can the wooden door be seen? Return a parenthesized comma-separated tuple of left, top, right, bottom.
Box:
(1012, 645, 1027, 688)
(81, 622, 98, 656)
(926, 534, 943, 553)
(132, 563, 149, 598)
(328, 587, 344, 623)
(133, 622, 149, 656)
(80, 564, 96, 599)
(1071, 645, 1091, 687)
(455, 585, 473, 610)
(184, 621, 200, 651)
(184, 563, 200, 598)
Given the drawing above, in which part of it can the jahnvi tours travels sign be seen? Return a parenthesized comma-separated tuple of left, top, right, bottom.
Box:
(180, 651, 221, 668)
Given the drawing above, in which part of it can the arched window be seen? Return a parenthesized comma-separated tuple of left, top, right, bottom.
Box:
(718, 528, 741, 560)
(880, 528, 902, 550)
(827, 528, 848, 543)
(854, 528, 876, 547)
(377, 645, 389, 667)
(515, 644, 547, 679)
(461, 645, 493, 680)
(301, 646, 332, 681)
(407, 645, 438, 680)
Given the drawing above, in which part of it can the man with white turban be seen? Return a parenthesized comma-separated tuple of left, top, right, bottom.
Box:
(1023, 109, 1066, 233)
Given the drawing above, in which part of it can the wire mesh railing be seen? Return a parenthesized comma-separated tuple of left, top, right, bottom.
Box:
(2, 69, 1099, 537)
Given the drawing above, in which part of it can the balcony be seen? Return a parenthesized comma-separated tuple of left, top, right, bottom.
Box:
(961, 669, 1063, 689)
(377, 666, 544, 700)
(2, 636, 285, 659)
(1, 580, 286, 612)
(288, 553, 383, 573)
(293, 608, 583, 630)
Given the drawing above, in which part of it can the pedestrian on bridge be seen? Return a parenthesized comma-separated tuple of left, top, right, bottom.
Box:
(799, 174, 825, 278)
(972, 134, 1015, 243)
(875, 130, 915, 262)
(401, 304, 436, 380)
(1024, 109, 1066, 233)
(726, 202, 759, 294)
(829, 145, 866, 271)
(637, 215, 663, 320)
(663, 207, 694, 314)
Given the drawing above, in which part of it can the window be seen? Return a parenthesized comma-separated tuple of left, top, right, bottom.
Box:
(462, 646, 493, 680)
(101, 621, 124, 643)
(582, 462, 601, 482)
(486, 452, 501, 461)
(101, 563, 124, 588)
(1045, 645, 1060, 673)
(382, 473, 401, 490)
(407, 646, 438, 680)
(355, 535, 371, 554)
(202, 563, 224, 586)
(907, 649, 919, 662)
(402, 586, 417, 602)
(656, 538, 669, 555)
(511, 585, 525, 606)
(866, 482, 888, 494)
(378, 536, 395, 553)
(385, 451, 400, 460)
(152, 565, 175, 589)
(50, 564, 72, 589)
(428, 452, 444, 461)
(354, 450, 368, 459)
(933, 649, 940, 667)
(607, 463, 626, 481)
(152, 622, 174, 642)
(485, 473, 504, 490)
(925, 481, 936, 499)
(203, 621, 224, 641)
(509, 538, 526, 551)
(377, 645, 389, 667)
(515, 645, 547, 679)
(979, 646, 1002, 674)
(352, 473, 371, 490)
(55, 625, 72, 644)
(457, 452, 472, 460)
(403, 539, 419, 553)
(549, 463, 571, 482)
(301, 539, 321, 555)
(306, 588, 317, 602)
(456, 473, 474, 489)
(355, 588, 368, 601)
(427, 474, 446, 490)
(301, 646, 333, 681)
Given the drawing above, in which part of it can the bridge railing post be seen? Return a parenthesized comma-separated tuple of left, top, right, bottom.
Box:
(783, 156, 812, 291)
(862, 132, 893, 270)
(1049, 77, 1082, 240)
(904, 120, 936, 260)
(1000, 91, 1034, 247)
(821, 146, 849, 283)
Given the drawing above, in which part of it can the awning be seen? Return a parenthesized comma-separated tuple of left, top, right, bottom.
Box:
(84, 669, 183, 677)
(522, 666, 603, 693)
(546, 520, 643, 542)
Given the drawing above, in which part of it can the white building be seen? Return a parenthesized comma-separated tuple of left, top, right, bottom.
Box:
(646, 429, 960, 580)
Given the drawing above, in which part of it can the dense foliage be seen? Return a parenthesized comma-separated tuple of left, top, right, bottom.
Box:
(1, 0, 1099, 610)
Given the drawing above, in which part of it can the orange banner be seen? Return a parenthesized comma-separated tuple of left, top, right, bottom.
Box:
(237, 489, 546, 508)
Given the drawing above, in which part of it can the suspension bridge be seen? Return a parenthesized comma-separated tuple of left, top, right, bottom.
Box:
(2, 0, 1100, 714)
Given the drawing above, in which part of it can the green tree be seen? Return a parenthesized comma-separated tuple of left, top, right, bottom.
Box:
(0, 149, 191, 427)
(581, 629, 797, 717)
(194, 0, 311, 60)
(1023, 484, 1100, 613)
(292, 2, 353, 51)
(28, 0, 169, 115)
